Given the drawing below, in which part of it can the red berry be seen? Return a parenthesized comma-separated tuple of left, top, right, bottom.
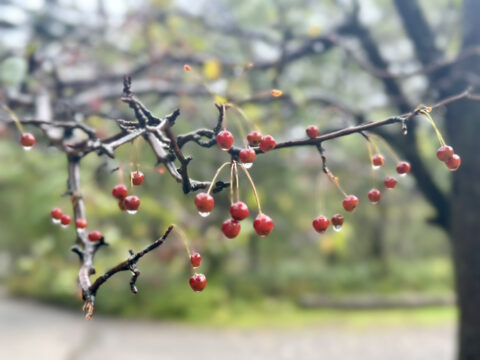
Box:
(372, 154, 385, 168)
(312, 216, 330, 233)
(131, 171, 145, 186)
(436, 145, 454, 162)
(216, 130, 234, 151)
(194, 193, 215, 214)
(239, 148, 256, 165)
(124, 195, 140, 213)
(75, 218, 88, 229)
(368, 188, 382, 204)
(396, 161, 411, 175)
(88, 230, 102, 242)
(446, 154, 461, 171)
(20, 133, 36, 148)
(221, 218, 241, 238)
(384, 176, 397, 189)
(190, 252, 202, 268)
(259, 135, 276, 152)
(189, 273, 207, 292)
(112, 184, 128, 199)
(253, 214, 274, 237)
(247, 131, 262, 146)
(230, 201, 249, 221)
(342, 195, 359, 212)
(51, 208, 63, 220)
(306, 125, 319, 139)
(331, 214, 344, 227)
(60, 214, 71, 226)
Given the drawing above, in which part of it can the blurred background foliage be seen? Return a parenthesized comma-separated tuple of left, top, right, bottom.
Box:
(0, 0, 457, 323)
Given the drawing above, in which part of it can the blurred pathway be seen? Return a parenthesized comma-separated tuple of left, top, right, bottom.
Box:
(0, 292, 455, 360)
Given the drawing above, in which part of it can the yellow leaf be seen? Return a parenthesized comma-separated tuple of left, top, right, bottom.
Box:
(203, 59, 222, 81)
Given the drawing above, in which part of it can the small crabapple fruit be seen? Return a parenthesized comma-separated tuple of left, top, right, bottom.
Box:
(195, 193, 215, 215)
(368, 188, 382, 204)
(372, 154, 385, 168)
(446, 154, 461, 171)
(312, 216, 330, 233)
(20, 133, 36, 149)
(331, 214, 344, 231)
(216, 130, 234, 151)
(306, 125, 319, 139)
(247, 131, 262, 146)
(190, 252, 202, 268)
(131, 171, 145, 186)
(396, 161, 411, 175)
(60, 214, 71, 227)
(239, 148, 256, 167)
(124, 195, 141, 214)
(230, 201, 249, 221)
(75, 218, 88, 229)
(189, 273, 207, 292)
(253, 214, 274, 237)
(384, 176, 398, 189)
(259, 135, 276, 152)
(88, 230, 102, 242)
(221, 218, 241, 238)
(112, 184, 128, 199)
(436, 145, 454, 162)
(51, 208, 63, 221)
(342, 195, 359, 212)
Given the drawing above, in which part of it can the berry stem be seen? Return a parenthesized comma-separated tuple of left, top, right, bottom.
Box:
(2, 105, 25, 133)
(326, 171, 348, 197)
(365, 141, 378, 187)
(239, 162, 263, 215)
(370, 134, 401, 163)
(420, 109, 446, 146)
(173, 225, 192, 259)
(230, 161, 235, 205)
(234, 162, 240, 203)
(228, 103, 261, 135)
(207, 161, 232, 195)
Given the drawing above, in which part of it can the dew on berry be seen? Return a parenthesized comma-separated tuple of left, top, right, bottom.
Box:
(244, 163, 253, 169)
(127, 209, 138, 215)
(198, 211, 211, 217)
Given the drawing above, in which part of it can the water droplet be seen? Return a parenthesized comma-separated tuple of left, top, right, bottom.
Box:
(192, 265, 199, 269)
(370, 201, 379, 205)
(52, 218, 60, 225)
(198, 211, 211, 217)
(402, 128, 408, 135)
(333, 225, 342, 232)
(244, 162, 253, 169)
(77, 228, 85, 234)
(259, 234, 267, 238)
(400, 173, 407, 177)
(127, 210, 138, 215)
(61, 224, 69, 229)
(220, 147, 230, 152)
(23, 146, 32, 151)
(372, 165, 380, 170)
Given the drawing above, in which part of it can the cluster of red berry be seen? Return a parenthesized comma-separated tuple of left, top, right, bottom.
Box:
(50, 207, 102, 242)
(188, 252, 207, 292)
(195, 194, 274, 238)
(306, 125, 417, 234)
(111, 171, 144, 214)
(437, 145, 461, 171)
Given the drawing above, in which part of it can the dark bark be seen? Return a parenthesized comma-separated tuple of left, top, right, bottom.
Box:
(446, 1, 480, 358)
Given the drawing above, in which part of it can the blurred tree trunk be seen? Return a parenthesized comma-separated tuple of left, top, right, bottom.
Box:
(446, 1, 480, 358)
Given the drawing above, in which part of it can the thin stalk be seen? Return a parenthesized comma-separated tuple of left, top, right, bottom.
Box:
(420, 110, 446, 146)
(207, 162, 232, 195)
(239, 163, 262, 214)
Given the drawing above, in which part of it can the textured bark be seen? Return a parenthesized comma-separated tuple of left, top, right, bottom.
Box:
(445, 1, 480, 358)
